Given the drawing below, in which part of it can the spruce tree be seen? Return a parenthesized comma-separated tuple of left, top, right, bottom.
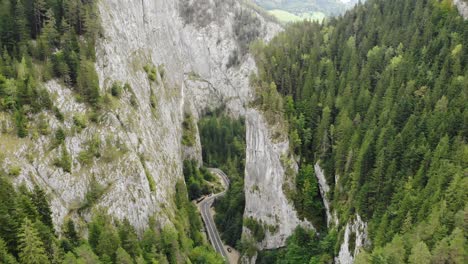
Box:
(18, 218, 49, 264)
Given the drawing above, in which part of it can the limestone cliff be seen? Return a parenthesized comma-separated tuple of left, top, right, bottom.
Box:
(244, 109, 312, 249)
(335, 214, 370, 264)
(1, 0, 309, 251)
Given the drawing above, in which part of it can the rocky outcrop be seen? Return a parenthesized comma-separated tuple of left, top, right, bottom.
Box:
(454, 0, 468, 19)
(243, 109, 312, 249)
(335, 214, 370, 264)
(314, 163, 339, 227)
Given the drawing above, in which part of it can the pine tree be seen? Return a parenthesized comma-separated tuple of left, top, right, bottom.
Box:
(18, 218, 49, 264)
(96, 225, 120, 260)
(31, 186, 53, 229)
(76, 59, 100, 106)
(408, 241, 431, 264)
(38, 8, 58, 59)
(116, 247, 133, 264)
(64, 219, 79, 247)
(62, 252, 78, 264)
(118, 219, 141, 258)
(14, 0, 28, 50)
(32, 0, 46, 38)
(0, 238, 18, 264)
(15, 109, 28, 138)
(74, 244, 101, 263)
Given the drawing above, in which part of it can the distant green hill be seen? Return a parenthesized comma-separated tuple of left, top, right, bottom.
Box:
(254, 0, 359, 17)
(268, 9, 326, 23)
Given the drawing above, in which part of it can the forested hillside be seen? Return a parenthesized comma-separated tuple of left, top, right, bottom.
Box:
(0, 172, 223, 263)
(253, 0, 467, 262)
(0, 0, 101, 128)
(1, 0, 466, 263)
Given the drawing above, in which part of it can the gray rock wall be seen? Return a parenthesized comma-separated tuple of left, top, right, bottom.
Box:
(244, 109, 312, 249)
(454, 0, 468, 19)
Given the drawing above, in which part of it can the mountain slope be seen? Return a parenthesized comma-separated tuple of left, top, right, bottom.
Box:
(254, 0, 360, 16)
(252, 0, 467, 262)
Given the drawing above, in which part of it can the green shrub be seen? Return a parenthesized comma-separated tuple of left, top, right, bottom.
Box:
(244, 217, 266, 242)
(181, 114, 196, 147)
(52, 128, 66, 149)
(80, 177, 106, 210)
(110, 82, 123, 98)
(78, 136, 101, 166)
(8, 166, 21, 176)
(139, 156, 156, 192)
(149, 90, 157, 109)
(101, 137, 128, 163)
(73, 114, 88, 131)
(37, 114, 50, 135)
(157, 64, 165, 80)
(53, 107, 64, 122)
(78, 151, 93, 166)
(88, 110, 100, 123)
(124, 83, 138, 107)
(54, 144, 72, 173)
(143, 64, 158, 82)
(15, 110, 28, 138)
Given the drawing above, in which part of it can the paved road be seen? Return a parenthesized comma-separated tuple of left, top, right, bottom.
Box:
(199, 168, 231, 262)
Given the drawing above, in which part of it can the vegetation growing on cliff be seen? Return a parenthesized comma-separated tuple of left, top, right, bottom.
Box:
(253, 0, 467, 262)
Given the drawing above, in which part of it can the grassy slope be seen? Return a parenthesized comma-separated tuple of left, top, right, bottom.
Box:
(268, 9, 326, 23)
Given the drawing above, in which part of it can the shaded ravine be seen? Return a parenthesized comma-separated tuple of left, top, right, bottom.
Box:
(198, 168, 231, 262)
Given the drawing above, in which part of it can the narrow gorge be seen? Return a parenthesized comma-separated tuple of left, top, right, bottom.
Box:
(0, 0, 466, 263)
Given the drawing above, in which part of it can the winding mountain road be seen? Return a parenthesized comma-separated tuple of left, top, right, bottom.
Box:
(199, 168, 231, 262)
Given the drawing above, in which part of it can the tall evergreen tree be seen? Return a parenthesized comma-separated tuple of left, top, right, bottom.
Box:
(18, 218, 49, 264)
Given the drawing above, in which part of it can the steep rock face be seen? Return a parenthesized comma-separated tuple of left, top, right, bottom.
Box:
(314, 163, 337, 227)
(335, 214, 370, 264)
(244, 109, 312, 249)
(3, 0, 307, 246)
(454, 0, 468, 19)
(95, 0, 285, 233)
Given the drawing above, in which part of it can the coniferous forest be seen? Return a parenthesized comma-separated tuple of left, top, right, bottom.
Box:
(253, 0, 467, 262)
(0, 0, 467, 263)
(0, 170, 223, 264)
(0, 0, 101, 138)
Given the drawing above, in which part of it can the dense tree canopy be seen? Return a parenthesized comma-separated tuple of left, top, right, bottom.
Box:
(0, 0, 101, 137)
(252, 0, 467, 262)
(0, 172, 223, 263)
